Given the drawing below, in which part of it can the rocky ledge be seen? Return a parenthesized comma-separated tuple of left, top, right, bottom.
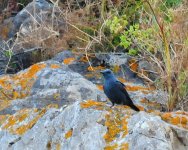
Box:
(0, 60, 187, 150)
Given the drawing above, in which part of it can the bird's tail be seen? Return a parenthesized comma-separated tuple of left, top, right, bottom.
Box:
(130, 104, 140, 111)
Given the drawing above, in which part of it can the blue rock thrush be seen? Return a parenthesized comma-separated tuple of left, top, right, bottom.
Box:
(101, 69, 140, 111)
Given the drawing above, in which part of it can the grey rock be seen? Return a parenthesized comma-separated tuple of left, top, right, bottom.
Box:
(11, 102, 107, 150)
(138, 60, 159, 81)
(127, 112, 186, 150)
(0, 60, 106, 114)
(0, 102, 187, 150)
(0, 131, 20, 150)
(95, 53, 129, 66)
(9, 0, 53, 38)
(52, 50, 73, 63)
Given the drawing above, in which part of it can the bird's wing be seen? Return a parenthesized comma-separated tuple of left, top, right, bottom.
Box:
(116, 80, 126, 89)
(115, 80, 132, 101)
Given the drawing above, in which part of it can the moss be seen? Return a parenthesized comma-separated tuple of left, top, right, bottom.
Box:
(63, 58, 75, 65)
(65, 129, 73, 139)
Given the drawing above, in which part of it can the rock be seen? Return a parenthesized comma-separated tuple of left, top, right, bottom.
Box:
(1, 102, 107, 150)
(95, 53, 129, 66)
(0, 101, 187, 149)
(138, 60, 159, 81)
(127, 112, 186, 150)
(0, 60, 106, 115)
(52, 50, 74, 63)
(0, 0, 65, 75)
(171, 126, 188, 147)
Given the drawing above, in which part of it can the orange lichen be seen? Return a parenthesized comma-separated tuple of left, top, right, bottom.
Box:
(120, 143, 129, 150)
(161, 113, 172, 121)
(180, 116, 187, 124)
(13, 90, 20, 99)
(104, 113, 121, 143)
(118, 77, 127, 83)
(2, 108, 46, 135)
(87, 66, 105, 72)
(125, 85, 149, 92)
(129, 59, 138, 72)
(104, 144, 118, 150)
(79, 55, 95, 63)
(0, 63, 46, 101)
(171, 116, 180, 125)
(14, 109, 46, 135)
(65, 129, 73, 139)
(80, 100, 104, 109)
(63, 57, 75, 65)
(97, 85, 103, 91)
(50, 64, 61, 69)
(159, 112, 188, 129)
(137, 105, 145, 111)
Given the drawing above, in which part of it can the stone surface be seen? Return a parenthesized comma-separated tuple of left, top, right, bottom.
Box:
(1, 101, 187, 150)
(127, 112, 186, 150)
(0, 52, 187, 150)
(0, 60, 105, 115)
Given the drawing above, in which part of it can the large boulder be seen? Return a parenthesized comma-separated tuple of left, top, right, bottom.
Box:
(0, 60, 105, 115)
(0, 101, 187, 150)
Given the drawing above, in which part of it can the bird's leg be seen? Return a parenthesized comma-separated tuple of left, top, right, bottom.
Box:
(110, 102, 115, 108)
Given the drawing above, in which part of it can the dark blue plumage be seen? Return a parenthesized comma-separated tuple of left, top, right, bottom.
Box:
(101, 69, 140, 111)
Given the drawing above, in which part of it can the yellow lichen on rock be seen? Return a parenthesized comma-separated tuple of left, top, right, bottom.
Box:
(118, 77, 127, 83)
(104, 113, 121, 143)
(0, 63, 46, 100)
(104, 144, 118, 150)
(87, 66, 105, 72)
(50, 64, 61, 69)
(96, 85, 103, 91)
(160, 112, 188, 129)
(63, 58, 75, 65)
(65, 129, 73, 139)
(120, 143, 129, 150)
(80, 100, 104, 109)
(2, 108, 46, 135)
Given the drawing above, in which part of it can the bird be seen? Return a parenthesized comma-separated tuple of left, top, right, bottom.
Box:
(100, 69, 140, 111)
